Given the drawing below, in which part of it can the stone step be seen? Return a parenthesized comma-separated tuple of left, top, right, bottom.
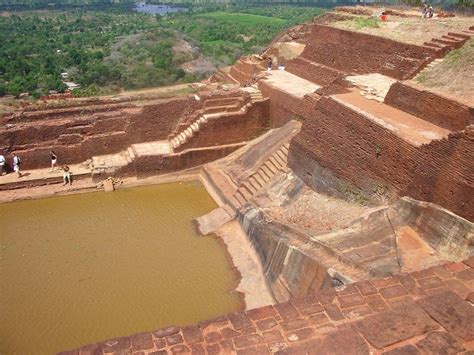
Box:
(234, 191, 247, 206)
(191, 122, 199, 131)
(252, 172, 267, 187)
(448, 32, 471, 39)
(260, 165, 275, 180)
(184, 129, 192, 138)
(270, 154, 286, 169)
(242, 181, 258, 195)
(228, 195, 243, 209)
(283, 143, 290, 150)
(127, 147, 136, 160)
(124, 152, 133, 164)
(278, 147, 289, 158)
(264, 160, 279, 175)
(249, 176, 263, 190)
(442, 35, 462, 42)
(255, 169, 271, 184)
(269, 155, 284, 170)
(238, 186, 254, 201)
(273, 152, 287, 167)
(203, 113, 222, 120)
(199, 116, 207, 123)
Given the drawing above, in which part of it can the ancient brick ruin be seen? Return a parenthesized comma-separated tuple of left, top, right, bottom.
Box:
(1, 8, 473, 355)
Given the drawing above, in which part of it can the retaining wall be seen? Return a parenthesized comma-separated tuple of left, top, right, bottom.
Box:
(384, 81, 474, 131)
(300, 25, 436, 80)
(288, 96, 474, 221)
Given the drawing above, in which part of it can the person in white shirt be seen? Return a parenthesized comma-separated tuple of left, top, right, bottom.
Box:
(12, 154, 21, 178)
(0, 154, 5, 175)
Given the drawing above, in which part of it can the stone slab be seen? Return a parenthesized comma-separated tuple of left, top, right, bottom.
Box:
(417, 290, 474, 341)
(356, 302, 439, 348)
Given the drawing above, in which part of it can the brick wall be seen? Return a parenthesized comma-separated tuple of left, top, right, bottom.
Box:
(133, 144, 244, 179)
(0, 96, 202, 169)
(258, 80, 318, 128)
(300, 25, 436, 80)
(229, 58, 266, 84)
(288, 97, 474, 221)
(285, 57, 345, 86)
(178, 102, 270, 152)
(384, 81, 473, 131)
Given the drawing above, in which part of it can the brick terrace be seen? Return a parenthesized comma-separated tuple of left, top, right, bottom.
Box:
(61, 257, 474, 354)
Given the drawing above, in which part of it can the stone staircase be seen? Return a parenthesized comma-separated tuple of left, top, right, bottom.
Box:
(170, 99, 254, 151)
(241, 85, 264, 103)
(169, 115, 208, 150)
(422, 29, 472, 55)
(230, 142, 290, 209)
(415, 58, 444, 79)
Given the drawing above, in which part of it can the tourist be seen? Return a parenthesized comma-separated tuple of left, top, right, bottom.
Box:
(268, 58, 273, 71)
(62, 165, 72, 186)
(0, 153, 5, 176)
(50, 150, 58, 171)
(427, 6, 434, 18)
(12, 154, 21, 178)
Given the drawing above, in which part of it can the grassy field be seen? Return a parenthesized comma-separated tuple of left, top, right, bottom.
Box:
(198, 12, 286, 26)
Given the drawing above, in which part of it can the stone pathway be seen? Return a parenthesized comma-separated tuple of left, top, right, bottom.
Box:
(345, 73, 397, 102)
(0, 163, 91, 188)
(132, 141, 171, 157)
(263, 70, 321, 98)
(61, 257, 474, 354)
(333, 89, 451, 146)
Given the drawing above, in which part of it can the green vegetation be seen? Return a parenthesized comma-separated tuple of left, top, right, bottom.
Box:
(344, 17, 380, 30)
(0, 5, 325, 97)
(415, 39, 473, 100)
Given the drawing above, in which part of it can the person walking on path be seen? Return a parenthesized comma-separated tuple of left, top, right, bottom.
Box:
(62, 165, 72, 186)
(0, 154, 5, 176)
(12, 154, 21, 178)
(50, 150, 58, 171)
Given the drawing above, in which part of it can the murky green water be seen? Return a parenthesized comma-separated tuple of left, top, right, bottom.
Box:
(0, 182, 241, 355)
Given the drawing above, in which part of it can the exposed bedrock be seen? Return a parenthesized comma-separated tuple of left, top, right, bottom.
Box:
(237, 193, 473, 303)
(239, 205, 334, 303)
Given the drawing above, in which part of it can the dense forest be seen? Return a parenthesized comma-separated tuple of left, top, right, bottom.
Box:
(0, 5, 325, 98)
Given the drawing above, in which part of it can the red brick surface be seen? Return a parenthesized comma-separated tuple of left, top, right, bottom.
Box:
(288, 96, 474, 221)
(62, 259, 474, 354)
(384, 81, 473, 131)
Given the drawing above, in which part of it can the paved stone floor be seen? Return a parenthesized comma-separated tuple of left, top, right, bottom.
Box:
(263, 70, 320, 98)
(0, 163, 91, 186)
(61, 256, 474, 354)
(333, 89, 451, 146)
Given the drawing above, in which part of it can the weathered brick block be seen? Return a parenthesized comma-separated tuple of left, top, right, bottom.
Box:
(417, 276, 444, 290)
(323, 304, 345, 321)
(233, 334, 264, 349)
(246, 305, 276, 321)
(338, 293, 366, 308)
(228, 312, 252, 330)
(355, 280, 378, 296)
(356, 302, 438, 348)
(274, 301, 300, 321)
(418, 290, 474, 341)
(182, 325, 203, 344)
(380, 285, 408, 299)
